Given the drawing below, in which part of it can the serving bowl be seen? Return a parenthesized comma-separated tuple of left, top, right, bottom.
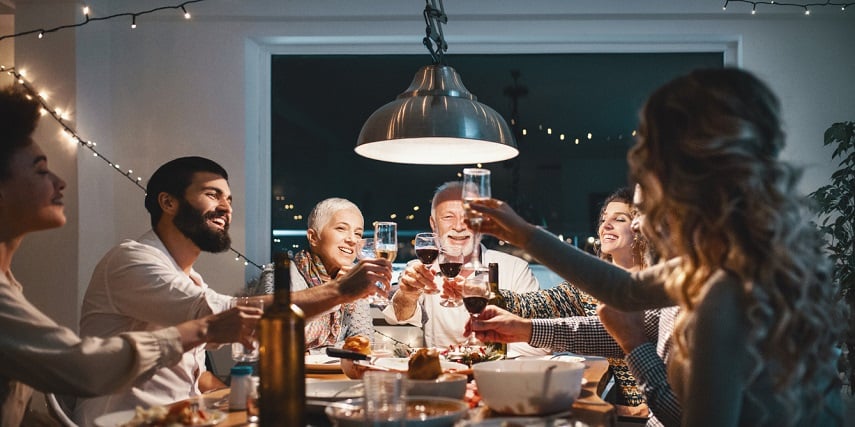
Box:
(472, 359, 585, 416)
(324, 396, 467, 427)
(404, 373, 467, 400)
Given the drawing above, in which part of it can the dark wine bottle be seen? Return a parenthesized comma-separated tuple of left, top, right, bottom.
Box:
(258, 253, 306, 427)
(486, 262, 508, 358)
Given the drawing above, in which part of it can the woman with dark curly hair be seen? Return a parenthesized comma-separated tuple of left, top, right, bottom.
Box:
(467, 68, 843, 426)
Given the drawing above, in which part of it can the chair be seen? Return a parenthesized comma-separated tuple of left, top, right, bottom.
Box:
(45, 393, 78, 427)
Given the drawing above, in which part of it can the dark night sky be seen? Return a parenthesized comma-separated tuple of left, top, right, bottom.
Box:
(270, 52, 722, 256)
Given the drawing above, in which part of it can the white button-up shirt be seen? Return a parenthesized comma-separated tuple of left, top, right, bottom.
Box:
(74, 230, 232, 425)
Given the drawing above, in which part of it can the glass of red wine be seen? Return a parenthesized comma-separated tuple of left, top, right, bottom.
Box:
(437, 247, 464, 307)
(414, 233, 440, 295)
(462, 267, 490, 345)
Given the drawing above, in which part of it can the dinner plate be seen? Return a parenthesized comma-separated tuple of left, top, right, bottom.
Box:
(305, 354, 342, 372)
(373, 357, 469, 372)
(93, 408, 227, 427)
(465, 417, 590, 427)
(535, 354, 586, 364)
(305, 380, 363, 414)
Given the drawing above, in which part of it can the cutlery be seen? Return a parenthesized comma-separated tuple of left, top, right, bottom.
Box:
(325, 347, 401, 372)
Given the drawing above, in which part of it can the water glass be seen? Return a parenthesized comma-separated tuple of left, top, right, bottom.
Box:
(363, 371, 406, 426)
(230, 297, 264, 362)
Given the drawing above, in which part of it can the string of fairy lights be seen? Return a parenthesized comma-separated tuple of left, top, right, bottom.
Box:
(0, 1, 263, 270)
(722, 0, 854, 14)
(0, 0, 209, 42)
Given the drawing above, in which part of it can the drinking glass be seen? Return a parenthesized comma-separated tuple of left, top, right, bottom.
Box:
(357, 238, 390, 308)
(374, 222, 398, 263)
(436, 247, 464, 307)
(462, 267, 490, 345)
(230, 296, 265, 362)
(462, 168, 491, 269)
(414, 232, 440, 295)
(363, 371, 406, 426)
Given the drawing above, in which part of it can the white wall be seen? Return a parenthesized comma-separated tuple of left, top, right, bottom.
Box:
(8, 0, 855, 330)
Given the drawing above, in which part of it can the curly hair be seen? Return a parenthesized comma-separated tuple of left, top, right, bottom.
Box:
(628, 68, 842, 424)
(0, 85, 40, 180)
(594, 186, 649, 269)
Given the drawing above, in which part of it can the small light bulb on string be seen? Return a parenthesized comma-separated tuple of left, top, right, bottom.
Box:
(181, 6, 191, 19)
(587, 132, 593, 140)
(38, 31, 44, 39)
(751, 4, 757, 14)
(804, 6, 810, 14)
(131, 15, 137, 29)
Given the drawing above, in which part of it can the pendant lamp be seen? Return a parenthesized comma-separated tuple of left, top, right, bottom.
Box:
(355, 0, 519, 165)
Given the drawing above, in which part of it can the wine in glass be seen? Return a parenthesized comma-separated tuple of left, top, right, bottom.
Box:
(374, 222, 398, 263)
(462, 168, 491, 269)
(415, 232, 440, 295)
(437, 246, 464, 307)
(462, 267, 491, 345)
(414, 232, 439, 265)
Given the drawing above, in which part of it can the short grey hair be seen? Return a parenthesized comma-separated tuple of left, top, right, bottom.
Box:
(431, 181, 463, 218)
(307, 197, 361, 232)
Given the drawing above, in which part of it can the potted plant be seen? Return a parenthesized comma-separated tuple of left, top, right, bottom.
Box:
(809, 121, 854, 393)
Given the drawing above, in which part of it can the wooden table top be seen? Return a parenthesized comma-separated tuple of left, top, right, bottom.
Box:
(201, 358, 615, 427)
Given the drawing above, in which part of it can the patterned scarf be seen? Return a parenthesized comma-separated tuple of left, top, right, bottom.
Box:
(293, 250, 354, 349)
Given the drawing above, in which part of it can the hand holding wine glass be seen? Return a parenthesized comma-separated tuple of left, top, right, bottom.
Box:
(437, 247, 464, 307)
(414, 232, 441, 295)
(462, 267, 491, 345)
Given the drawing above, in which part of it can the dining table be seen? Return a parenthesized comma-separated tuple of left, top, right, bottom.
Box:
(195, 357, 616, 427)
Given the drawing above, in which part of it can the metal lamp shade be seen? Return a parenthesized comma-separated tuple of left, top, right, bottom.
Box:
(356, 64, 518, 165)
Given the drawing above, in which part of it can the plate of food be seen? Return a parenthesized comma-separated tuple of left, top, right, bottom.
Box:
(305, 353, 343, 372)
(94, 401, 226, 427)
(373, 357, 468, 373)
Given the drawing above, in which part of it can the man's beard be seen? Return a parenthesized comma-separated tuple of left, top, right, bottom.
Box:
(173, 199, 231, 253)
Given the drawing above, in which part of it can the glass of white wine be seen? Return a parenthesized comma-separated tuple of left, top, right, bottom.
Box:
(374, 222, 398, 262)
(462, 168, 491, 269)
(356, 238, 390, 308)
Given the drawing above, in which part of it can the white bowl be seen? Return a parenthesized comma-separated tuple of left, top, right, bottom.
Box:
(472, 359, 585, 416)
(324, 396, 467, 427)
(404, 373, 467, 400)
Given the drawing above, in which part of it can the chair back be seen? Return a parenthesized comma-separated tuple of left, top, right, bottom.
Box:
(45, 393, 78, 427)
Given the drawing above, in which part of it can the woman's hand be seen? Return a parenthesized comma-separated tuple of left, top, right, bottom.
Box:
(465, 198, 538, 248)
(336, 258, 393, 299)
(465, 305, 533, 344)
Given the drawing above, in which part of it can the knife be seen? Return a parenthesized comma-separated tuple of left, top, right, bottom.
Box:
(325, 347, 397, 371)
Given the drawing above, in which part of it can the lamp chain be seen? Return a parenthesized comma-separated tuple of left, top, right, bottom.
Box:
(422, 0, 448, 65)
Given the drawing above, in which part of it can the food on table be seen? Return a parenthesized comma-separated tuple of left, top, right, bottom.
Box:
(341, 335, 372, 379)
(407, 348, 443, 380)
(120, 400, 214, 426)
(441, 344, 502, 366)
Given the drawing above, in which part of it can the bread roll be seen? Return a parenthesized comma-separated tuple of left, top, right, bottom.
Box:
(340, 335, 371, 379)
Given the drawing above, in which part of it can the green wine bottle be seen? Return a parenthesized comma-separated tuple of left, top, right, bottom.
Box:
(258, 253, 306, 426)
(486, 262, 508, 358)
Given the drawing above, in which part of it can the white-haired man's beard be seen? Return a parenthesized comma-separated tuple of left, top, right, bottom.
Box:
(173, 198, 231, 253)
(440, 232, 475, 259)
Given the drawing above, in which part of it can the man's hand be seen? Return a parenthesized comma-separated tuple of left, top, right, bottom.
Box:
(597, 304, 648, 354)
(465, 305, 533, 344)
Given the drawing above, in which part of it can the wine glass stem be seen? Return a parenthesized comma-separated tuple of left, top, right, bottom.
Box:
(471, 224, 482, 268)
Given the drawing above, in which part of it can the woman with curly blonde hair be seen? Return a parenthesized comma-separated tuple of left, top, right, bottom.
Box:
(466, 68, 843, 426)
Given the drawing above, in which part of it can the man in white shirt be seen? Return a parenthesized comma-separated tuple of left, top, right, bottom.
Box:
(383, 181, 548, 356)
(75, 157, 391, 425)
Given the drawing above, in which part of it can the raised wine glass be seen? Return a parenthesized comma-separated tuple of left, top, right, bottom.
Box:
(356, 238, 390, 308)
(436, 246, 464, 307)
(462, 168, 491, 269)
(414, 232, 440, 295)
(462, 267, 490, 346)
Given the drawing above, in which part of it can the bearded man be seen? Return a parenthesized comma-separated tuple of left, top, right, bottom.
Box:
(74, 157, 391, 425)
